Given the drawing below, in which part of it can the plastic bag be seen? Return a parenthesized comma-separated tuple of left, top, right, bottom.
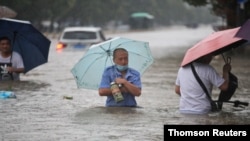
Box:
(0, 91, 16, 99)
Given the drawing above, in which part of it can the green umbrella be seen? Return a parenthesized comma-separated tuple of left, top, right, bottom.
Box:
(130, 12, 154, 19)
(71, 37, 154, 90)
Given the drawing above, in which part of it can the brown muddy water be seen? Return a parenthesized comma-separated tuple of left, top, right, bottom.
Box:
(0, 26, 250, 141)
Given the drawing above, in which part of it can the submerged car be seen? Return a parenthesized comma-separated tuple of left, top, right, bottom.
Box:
(56, 27, 106, 50)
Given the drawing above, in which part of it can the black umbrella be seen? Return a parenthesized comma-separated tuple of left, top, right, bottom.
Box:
(0, 18, 51, 73)
(236, 19, 250, 41)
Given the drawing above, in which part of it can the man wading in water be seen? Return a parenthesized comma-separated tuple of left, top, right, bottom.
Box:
(0, 36, 24, 81)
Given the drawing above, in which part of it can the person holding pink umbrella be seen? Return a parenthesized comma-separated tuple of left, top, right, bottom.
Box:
(173, 26, 248, 115)
(175, 53, 231, 115)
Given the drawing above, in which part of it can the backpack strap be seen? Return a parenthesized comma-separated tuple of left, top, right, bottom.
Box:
(190, 63, 213, 102)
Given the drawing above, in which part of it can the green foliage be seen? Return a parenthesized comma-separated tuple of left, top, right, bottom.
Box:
(183, 0, 250, 27)
(0, 0, 75, 21)
(0, 0, 219, 30)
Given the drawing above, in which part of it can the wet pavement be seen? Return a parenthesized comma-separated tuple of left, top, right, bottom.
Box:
(0, 25, 250, 141)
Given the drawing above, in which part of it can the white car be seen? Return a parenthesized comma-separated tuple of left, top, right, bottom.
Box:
(56, 27, 106, 50)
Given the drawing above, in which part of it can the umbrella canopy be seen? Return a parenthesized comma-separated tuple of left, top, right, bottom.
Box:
(130, 12, 154, 19)
(0, 18, 51, 73)
(71, 37, 154, 90)
(181, 27, 247, 67)
(235, 19, 250, 40)
(0, 6, 17, 18)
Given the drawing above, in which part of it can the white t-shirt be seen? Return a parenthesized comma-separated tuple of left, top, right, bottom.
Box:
(175, 62, 225, 114)
(0, 51, 24, 80)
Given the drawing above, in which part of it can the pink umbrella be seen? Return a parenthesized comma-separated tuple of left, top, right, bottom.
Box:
(181, 27, 247, 67)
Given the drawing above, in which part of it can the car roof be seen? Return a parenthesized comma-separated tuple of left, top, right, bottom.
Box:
(63, 27, 102, 32)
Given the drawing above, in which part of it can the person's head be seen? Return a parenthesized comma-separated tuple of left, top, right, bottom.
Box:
(195, 53, 213, 64)
(0, 36, 12, 54)
(113, 48, 128, 72)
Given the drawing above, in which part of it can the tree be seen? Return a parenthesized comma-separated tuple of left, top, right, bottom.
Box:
(183, 0, 250, 28)
(0, 0, 75, 31)
(1, 0, 220, 32)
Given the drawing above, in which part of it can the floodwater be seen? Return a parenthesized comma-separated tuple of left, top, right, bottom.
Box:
(1, 25, 250, 141)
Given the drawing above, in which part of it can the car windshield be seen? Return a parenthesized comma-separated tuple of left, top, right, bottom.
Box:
(63, 31, 97, 40)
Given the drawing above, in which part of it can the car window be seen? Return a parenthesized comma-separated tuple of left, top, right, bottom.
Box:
(63, 31, 97, 40)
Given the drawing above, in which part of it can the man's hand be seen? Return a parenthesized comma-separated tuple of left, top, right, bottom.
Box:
(6, 66, 24, 73)
(115, 77, 141, 96)
(6, 66, 15, 73)
(115, 78, 127, 85)
(223, 63, 231, 73)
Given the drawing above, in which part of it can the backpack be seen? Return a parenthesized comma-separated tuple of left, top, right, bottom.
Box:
(218, 72, 238, 102)
(217, 72, 238, 110)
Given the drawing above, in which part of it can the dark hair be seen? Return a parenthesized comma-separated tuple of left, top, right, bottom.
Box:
(195, 54, 213, 64)
(113, 48, 128, 58)
(0, 36, 11, 43)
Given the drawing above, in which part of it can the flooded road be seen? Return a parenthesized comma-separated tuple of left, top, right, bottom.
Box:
(1, 25, 250, 141)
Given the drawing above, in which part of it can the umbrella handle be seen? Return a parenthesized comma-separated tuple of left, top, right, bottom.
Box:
(226, 57, 231, 64)
(221, 54, 231, 64)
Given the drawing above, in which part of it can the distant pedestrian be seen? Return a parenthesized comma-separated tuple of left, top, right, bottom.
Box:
(0, 36, 24, 81)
